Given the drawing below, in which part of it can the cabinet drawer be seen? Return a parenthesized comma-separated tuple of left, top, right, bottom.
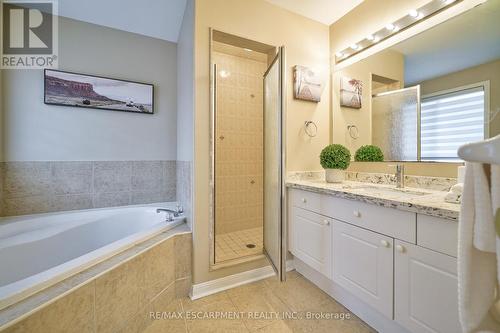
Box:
(324, 196, 416, 243)
(289, 189, 322, 212)
(417, 214, 458, 257)
(289, 188, 416, 243)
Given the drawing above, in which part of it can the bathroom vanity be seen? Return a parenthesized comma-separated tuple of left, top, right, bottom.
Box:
(287, 178, 460, 333)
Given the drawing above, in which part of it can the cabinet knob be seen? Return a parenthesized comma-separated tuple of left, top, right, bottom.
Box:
(380, 240, 390, 248)
(322, 220, 330, 226)
(302, 198, 307, 203)
(353, 210, 361, 218)
(396, 245, 406, 253)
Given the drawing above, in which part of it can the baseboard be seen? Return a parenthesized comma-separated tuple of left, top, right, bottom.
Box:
(190, 260, 295, 300)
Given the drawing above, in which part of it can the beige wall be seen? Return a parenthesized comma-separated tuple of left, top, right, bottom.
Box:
(420, 58, 500, 137)
(329, 0, 462, 178)
(333, 50, 404, 153)
(194, 0, 330, 284)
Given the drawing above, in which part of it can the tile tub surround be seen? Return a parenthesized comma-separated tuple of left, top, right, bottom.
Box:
(287, 179, 460, 221)
(288, 171, 457, 192)
(0, 224, 192, 332)
(0, 161, 177, 217)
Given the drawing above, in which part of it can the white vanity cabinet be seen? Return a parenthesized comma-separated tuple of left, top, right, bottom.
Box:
(290, 206, 333, 278)
(395, 240, 460, 333)
(333, 220, 394, 318)
(287, 187, 460, 333)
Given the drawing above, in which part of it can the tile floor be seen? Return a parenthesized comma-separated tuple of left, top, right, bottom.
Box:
(215, 227, 263, 262)
(144, 270, 376, 333)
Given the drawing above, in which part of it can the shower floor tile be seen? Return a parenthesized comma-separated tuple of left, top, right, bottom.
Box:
(215, 227, 263, 262)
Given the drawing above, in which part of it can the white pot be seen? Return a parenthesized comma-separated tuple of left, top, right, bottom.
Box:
(325, 169, 344, 183)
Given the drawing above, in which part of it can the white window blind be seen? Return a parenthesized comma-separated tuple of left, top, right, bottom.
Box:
(421, 86, 485, 161)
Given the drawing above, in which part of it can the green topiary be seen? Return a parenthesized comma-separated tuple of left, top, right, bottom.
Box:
(354, 145, 384, 162)
(320, 144, 351, 170)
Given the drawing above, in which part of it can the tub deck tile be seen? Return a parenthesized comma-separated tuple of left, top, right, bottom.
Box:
(0, 224, 192, 332)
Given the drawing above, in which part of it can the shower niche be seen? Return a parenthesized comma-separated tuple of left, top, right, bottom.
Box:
(209, 30, 286, 279)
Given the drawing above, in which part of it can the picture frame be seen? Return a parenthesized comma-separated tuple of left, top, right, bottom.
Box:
(340, 77, 363, 109)
(44, 69, 154, 114)
(293, 65, 323, 102)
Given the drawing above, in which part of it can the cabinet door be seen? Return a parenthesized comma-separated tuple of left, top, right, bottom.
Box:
(291, 207, 332, 278)
(333, 220, 394, 318)
(395, 240, 460, 333)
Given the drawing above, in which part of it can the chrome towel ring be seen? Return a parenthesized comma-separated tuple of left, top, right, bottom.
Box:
(304, 121, 318, 137)
(347, 125, 359, 139)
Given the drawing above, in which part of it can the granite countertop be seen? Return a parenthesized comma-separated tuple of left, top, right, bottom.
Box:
(286, 179, 460, 221)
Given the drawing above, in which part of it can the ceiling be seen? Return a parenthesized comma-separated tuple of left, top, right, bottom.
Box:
(264, 0, 364, 25)
(392, 0, 500, 85)
(56, 0, 362, 43)
(58, 0, 187, 43)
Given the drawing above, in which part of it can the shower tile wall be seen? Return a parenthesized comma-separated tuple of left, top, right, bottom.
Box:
(0, 161, 177, 217)
(214, 43, 267, 236)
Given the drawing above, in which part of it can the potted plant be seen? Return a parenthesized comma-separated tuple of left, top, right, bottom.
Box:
(354, 145, 384, 162)
(320, 144, 351, 183)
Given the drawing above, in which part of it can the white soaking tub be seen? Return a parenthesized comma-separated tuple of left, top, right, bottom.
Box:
(0, 203, 185, 311)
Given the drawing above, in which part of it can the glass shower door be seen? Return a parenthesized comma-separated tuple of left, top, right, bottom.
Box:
(372, 86, 421, 161)
(263, 47, 286, 281)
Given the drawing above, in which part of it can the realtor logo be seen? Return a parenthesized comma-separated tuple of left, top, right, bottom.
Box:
(1, 0, 58, 69)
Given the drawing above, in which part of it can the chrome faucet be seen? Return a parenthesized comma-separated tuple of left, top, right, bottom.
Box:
(391, 164, 405, 188)
(156, 207, 183, 222)
(156, 208, 181, 217)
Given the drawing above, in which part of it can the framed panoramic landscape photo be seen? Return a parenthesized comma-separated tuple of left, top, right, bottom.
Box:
(44, 69, 154, 114)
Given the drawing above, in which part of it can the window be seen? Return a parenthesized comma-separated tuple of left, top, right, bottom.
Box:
(420, 83, 488, 161)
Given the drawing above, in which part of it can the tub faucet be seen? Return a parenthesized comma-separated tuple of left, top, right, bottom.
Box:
(156, 208, 180, 217)
(390, 164, 405, 188)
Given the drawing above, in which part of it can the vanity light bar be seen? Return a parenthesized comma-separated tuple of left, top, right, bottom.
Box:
(335, 0, 463, 63)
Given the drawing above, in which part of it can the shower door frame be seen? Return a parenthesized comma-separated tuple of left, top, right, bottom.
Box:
(262, 47, 287, 281)
(208, 29, 286, 271)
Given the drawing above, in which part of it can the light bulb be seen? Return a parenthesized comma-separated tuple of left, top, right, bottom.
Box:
(219, 70, 230, 78)
(386, 23, 395, 31)
(335, 52, 344, 58)
(366, 35, 374, 41)
(409, 10, 419, 18)
(350, 44, 360, 50)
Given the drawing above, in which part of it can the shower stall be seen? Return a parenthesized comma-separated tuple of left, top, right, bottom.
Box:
(209, 30, 286, 280)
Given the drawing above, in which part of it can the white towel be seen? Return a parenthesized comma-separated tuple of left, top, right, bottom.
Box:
(473, 164, 495, 252)
(452, 183, 464, 194)
(458, 162, 498, 333)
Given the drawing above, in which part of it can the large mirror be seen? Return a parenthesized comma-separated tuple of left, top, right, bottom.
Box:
(334, 0, 500, 162)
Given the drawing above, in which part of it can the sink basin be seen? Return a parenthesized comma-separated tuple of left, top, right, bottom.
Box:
(341, 184, 431, 196)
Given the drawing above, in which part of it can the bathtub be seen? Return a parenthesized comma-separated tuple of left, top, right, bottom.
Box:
(0, 203, 185, 311)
